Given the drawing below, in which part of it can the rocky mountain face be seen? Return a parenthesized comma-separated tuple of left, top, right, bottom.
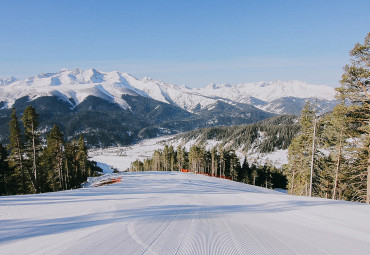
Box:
(0, 68, 336, 147)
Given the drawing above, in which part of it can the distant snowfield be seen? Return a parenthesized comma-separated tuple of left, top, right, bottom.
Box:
(1, 172, 369, 255)
(89, 136, 176, 172)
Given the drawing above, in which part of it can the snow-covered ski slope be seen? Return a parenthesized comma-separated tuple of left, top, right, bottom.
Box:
(1, 172, 370, 255)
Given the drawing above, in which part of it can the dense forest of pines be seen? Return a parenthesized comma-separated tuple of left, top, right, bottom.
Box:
(286, 33, 370, 203)
(175, 114, 300, 154)
(129, 145, 287, 190)
(0, 106, 101, 195)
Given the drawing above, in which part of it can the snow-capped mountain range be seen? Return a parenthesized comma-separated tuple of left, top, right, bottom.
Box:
(0, 68, 336, 114)
(0, 68, 338, 147)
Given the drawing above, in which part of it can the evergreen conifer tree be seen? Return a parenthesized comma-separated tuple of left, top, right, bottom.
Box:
(287, 102, 316, 196)
(22, 105, 41, 192)
(77, 135, 89, 181)
(319, 103, 351, 199)
(8, 108, 35, 194)
(211, 147, 218, 176)
(238, 158, 249, 183)
(42, 125, 65, 191)
(0, 143, 10, 195)
(336, 32, 370, 203)
(176, 146, 186, 171)
(228, 150, 239, 181)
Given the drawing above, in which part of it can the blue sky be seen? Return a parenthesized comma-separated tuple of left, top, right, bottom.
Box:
(0, 0, 369, 88)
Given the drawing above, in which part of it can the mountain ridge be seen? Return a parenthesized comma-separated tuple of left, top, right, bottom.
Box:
(0, 68, 336, 114)
(0, 68, 337, 147)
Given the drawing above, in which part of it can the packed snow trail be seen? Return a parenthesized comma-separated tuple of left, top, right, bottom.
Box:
(1, 172, 370, 255)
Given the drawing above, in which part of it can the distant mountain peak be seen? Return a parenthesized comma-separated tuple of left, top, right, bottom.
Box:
(0, 76, 17, 86)
(0, 68, 336, 115)
(59, 67, 69, 73)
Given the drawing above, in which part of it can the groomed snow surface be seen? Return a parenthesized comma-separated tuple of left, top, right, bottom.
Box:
(1, 172, 370, 255)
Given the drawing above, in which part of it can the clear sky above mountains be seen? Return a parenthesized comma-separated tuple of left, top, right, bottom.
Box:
(0, 0, 369, 88)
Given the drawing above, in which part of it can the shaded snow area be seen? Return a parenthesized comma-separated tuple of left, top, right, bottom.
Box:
(1, 172, 370, 255)
(89, 136, 176, 171)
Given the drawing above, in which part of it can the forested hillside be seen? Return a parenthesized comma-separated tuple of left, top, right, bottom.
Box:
(174, 115, 300, 153)
(0, 94, 273, 148)
(0, 106, 102, 195)
(128, 115, 299, 190)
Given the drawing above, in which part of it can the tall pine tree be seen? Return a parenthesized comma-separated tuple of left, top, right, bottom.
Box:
(41, 125, 65, 191)
(336, 32, 370, 203)
(286, 102, 316, 196)
(8, 108, 36, 194)
(22, 105, 41, 192)
(0, 143, 10, 195)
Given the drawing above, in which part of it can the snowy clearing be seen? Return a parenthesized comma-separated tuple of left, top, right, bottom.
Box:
(1, 172, 370, 255)
(89, 136, 175, 172)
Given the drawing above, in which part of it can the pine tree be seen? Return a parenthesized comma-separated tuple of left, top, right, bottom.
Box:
(238, 158, 249, 183)
(22, 105, 41, 192)
(228, 150, 240, 181)
(176, 146, 186, 171)
(143, 158, 152, 171)
(168, 145, 175, 171)
(42, 125, 65, 191)
(77, 135, 89, 181)
(211, 147, 218, 176)
(287, 102, 316, 196)
(218, 147, 226, 177)
(0, 143, 10, 195)
(336, 32, 370, 203)
(64, 141, 77, 189)
(152, 150, 162, 171)
(130, 160, 144, 171)
(8, 108, 35, 194)
(319, 103, 352, 199)
(250, 164, 258, 185)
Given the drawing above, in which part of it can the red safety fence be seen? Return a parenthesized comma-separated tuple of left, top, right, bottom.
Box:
(181, 170, 232, 180)
(110, 177, 122, 183)
(94, 176, 122, 187)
